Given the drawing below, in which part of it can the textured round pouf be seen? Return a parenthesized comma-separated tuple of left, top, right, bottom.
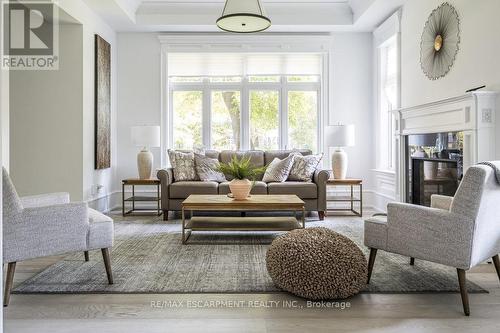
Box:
(266, 227, 367, 299)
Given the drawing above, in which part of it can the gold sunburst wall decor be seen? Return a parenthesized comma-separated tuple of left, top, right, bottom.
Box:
(420, 2, 461, 80)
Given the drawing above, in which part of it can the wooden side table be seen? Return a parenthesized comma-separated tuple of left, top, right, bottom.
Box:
(326, 179, 363, 217)
(122, 179, 161, 216)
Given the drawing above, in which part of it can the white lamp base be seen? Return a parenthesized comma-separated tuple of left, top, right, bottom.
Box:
(137, 149, 153, 179)
(332, 148, 348, 179)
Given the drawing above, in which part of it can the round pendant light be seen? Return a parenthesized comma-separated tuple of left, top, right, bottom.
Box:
(216, 0, 271, 33)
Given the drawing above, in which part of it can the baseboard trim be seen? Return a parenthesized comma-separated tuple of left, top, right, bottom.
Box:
(366, 190, 396, 213)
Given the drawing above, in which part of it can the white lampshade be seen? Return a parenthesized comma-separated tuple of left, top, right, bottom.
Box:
(131, 126, 160, 148)
(216, 0, 271, 33)
(326, 124, 355, 148)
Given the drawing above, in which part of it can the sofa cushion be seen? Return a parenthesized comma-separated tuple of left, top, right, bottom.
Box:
(219, 181, 268, 195)
(169, 181, 218, 199)
(168, 150, 198, 181)
(194, 153, 226, 183)
(205, 150, 220, 160)
(262, 154, 295, 183)
(288, 153, 323, 182)
(264, 150, 311, 165)
(267, 182, 317, 199)
(219, 150, 265, 181)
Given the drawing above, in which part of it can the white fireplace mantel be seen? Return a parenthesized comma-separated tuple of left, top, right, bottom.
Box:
(392, 91, 498, 201)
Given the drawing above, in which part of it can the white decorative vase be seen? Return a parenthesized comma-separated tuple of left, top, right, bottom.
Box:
(229, 179, 252, 200)
(332, 148, 348, 179)
(137, 149, 153, 179)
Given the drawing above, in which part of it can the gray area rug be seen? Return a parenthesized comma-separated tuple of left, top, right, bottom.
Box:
(14, 214, 487, 294)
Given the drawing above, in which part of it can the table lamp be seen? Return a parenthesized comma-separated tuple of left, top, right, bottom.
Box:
(131, 126, 160, 179)
(325, 124, 355, 179)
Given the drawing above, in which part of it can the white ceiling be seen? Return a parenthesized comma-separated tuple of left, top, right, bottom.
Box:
(82, 0, 407, 33)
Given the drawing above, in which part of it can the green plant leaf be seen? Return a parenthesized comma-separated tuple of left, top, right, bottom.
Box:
(216, 155, 267, 180)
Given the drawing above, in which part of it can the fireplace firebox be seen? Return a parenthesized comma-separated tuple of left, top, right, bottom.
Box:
(406, 132, 463, 206)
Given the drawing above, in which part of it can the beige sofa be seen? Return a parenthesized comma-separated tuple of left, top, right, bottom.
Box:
(157, 150, 329, 221)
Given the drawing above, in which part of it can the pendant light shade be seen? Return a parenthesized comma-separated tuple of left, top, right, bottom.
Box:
(217, 0, 271, 33)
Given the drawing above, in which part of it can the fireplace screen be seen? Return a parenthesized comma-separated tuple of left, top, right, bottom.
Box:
(406, 132, 463, 206)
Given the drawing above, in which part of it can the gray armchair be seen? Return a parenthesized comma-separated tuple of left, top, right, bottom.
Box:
(2, 168, 114, 306)
(364, 163, 500, 316)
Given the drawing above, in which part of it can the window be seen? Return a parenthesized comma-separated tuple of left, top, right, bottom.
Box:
(287, 76, 319, 83)
(248, 76, 280, 83)
(168, 75, 320, 152)
(249, 90, 279, 150)
(288, 91, 318, 152)
(167, 52, 322, 152)
(172, 91, 202, 149)
(211, 91, 241, 150)
(377, 36, 399, 170)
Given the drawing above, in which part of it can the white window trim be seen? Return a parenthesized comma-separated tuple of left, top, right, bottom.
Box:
(159, 34, 333, 167)
(168, 77, 320, 152)
(373, 11, 401, 173)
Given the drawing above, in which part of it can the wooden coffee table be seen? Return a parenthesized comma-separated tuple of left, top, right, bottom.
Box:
(181, 195, 305, 244)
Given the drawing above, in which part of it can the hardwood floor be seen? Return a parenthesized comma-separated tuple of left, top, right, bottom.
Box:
(3, 214, 500, 333)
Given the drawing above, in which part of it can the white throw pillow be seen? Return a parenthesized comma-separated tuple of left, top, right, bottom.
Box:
(194, 153, 226, 183)
(168, 150, 198, 181)
(262, 154, 295, 183)
(288, 153, 323, 182)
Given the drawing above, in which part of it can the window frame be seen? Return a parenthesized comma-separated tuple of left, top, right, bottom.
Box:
(374, 13, 401, 173)
(168, 76, 321, 152)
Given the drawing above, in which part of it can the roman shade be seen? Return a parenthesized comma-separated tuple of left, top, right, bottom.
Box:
(168, 52, 322, 77)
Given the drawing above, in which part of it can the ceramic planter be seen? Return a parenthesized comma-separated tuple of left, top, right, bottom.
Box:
(229, 179, 252, 200)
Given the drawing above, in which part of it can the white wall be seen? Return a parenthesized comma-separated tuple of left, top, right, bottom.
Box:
(329, 33, 374, 190)
(8, 1, 117, 206)
(57, 0, 118, 210)
(116, 33, 161, 186)
(401, 0, 500, 158)
(115, 32, 375, 208)
(368, 0, 500, 212)
(10, 23, 84, 199)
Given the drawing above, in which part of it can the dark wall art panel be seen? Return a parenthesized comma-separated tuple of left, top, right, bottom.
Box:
(95, 34, 111, 169)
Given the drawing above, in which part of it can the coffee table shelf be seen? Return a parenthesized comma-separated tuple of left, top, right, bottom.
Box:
(186, 216, 302, 231)
(181, 194, 305, 244)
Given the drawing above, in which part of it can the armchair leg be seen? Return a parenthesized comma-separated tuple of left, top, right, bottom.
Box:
(492, 255, 500, 282)
(367, 248, 377, 284)
(84, 251, 89, 262)
(410, 257, 415, 265)
(4, 262, 16, 307)
(457, 268, 470, 316)
(318, 211, 325, 221)
(101, 248, 114, 284)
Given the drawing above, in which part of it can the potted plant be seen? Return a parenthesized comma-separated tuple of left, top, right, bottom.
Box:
(217, 156, 267, 200)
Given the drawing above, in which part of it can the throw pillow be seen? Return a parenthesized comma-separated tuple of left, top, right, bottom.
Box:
(262, 154, 295, 183)
(288, 153, 323, 182)
(168, 150, 198, 181)
(194, 153, 226, 183)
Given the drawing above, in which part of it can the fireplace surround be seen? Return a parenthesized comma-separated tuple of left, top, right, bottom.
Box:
(393, 91, 498, 203)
